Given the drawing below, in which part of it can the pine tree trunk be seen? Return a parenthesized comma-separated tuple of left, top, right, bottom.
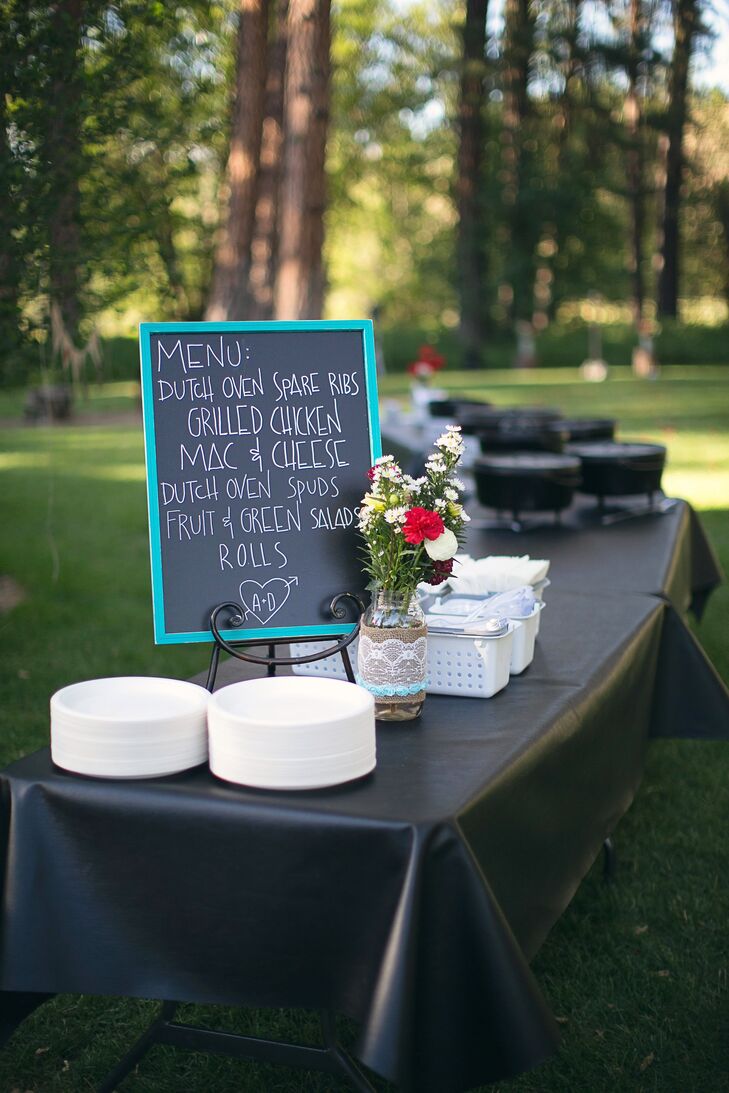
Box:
(457, 0, 488, 369)
(657, 0, 698, 319)
(247, 0, 289, 320)
(303, 0, 330, 318)
(44, 0, 85, 345)
(502, 0, 536, 330)
(626, 0, 646, 327)
(532, 0, 582, 332)
(274, 0, 331, 321)
(206, 0, 269, 322)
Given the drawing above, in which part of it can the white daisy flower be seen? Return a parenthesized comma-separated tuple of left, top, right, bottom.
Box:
(436, 426, 464, 458)
(426, 457, 447, 474)
(384, 505, 408, 526)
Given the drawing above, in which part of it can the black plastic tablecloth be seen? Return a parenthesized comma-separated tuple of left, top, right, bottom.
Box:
(1, 509, 727, 1092)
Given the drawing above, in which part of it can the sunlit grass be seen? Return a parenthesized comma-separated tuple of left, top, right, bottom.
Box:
(661, 470, 729, 508)
(0, 450, 53, 470)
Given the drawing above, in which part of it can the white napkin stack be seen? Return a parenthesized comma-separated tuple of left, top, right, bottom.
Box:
(450, 554, 550, 595)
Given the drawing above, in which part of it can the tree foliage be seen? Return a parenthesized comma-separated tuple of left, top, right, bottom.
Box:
(1, 1, 227, 380)
(0, 0, 726, 381)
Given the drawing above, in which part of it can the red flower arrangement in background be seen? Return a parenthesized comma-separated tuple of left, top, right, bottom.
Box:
(407, 344, 446, 380)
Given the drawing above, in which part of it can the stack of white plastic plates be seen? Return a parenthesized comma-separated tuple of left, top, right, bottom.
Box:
(208, 677, 376, 790)
(51, 677, 209, 779)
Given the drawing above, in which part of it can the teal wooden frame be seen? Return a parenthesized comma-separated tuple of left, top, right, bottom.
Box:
(139, 320, 381, 645)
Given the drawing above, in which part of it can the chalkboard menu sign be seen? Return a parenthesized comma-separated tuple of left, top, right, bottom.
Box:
(139, 321, 381, 644)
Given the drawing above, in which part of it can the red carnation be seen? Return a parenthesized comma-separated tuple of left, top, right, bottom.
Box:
(367, 466, 376, 481)
(402, 507, 445, 545)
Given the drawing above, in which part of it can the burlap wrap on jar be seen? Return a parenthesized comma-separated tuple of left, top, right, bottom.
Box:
(357, 621, 428, 705)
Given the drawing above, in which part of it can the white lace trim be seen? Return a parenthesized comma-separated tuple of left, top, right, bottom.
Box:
(358, 635, 427, 689)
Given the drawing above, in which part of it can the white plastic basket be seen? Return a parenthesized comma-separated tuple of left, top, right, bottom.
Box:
(291, 622, 516, 699)
(509, 602, 545, 675)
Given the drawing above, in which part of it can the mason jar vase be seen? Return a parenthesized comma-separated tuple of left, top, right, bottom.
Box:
(357, 588, 427, 721)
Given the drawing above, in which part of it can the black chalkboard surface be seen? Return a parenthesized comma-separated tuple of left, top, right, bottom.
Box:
(139, 321, 381, 644)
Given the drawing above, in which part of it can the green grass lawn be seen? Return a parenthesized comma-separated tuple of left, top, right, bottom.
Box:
(0, 380, 142, 423)
(0, 368, 728, 1092)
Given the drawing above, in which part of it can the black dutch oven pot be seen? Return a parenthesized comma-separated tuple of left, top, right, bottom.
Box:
(428, 397, 492, 419)
(474, 452, 582, 519)
(566, 441, 666, 501)
(547, 417, 616, 443)
(459, 405, 563, 436)
(477, 418, 567, 454)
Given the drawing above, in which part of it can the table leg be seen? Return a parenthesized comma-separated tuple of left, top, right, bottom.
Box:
(96, 1003, 377, 1092)
(96, 1000, 178, 1092)
(320, 1010, 377, 1092)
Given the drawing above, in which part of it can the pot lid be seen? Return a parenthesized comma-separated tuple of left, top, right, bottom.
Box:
(566, 441, 666, 461)
(475, 452, 582, 473)
(548, 417, 616, 432)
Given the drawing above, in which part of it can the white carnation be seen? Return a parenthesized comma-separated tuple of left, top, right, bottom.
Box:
(424, 529, 458, 561)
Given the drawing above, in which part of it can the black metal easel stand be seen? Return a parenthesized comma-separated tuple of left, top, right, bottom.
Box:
(205, 591, 364, 691)
(96, 592, 374, 1093)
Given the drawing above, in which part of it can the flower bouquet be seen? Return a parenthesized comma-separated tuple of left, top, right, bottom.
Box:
(407, 344, 447, 420)
(406, 343, 446, 383)
(357, 425, 469, 720)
